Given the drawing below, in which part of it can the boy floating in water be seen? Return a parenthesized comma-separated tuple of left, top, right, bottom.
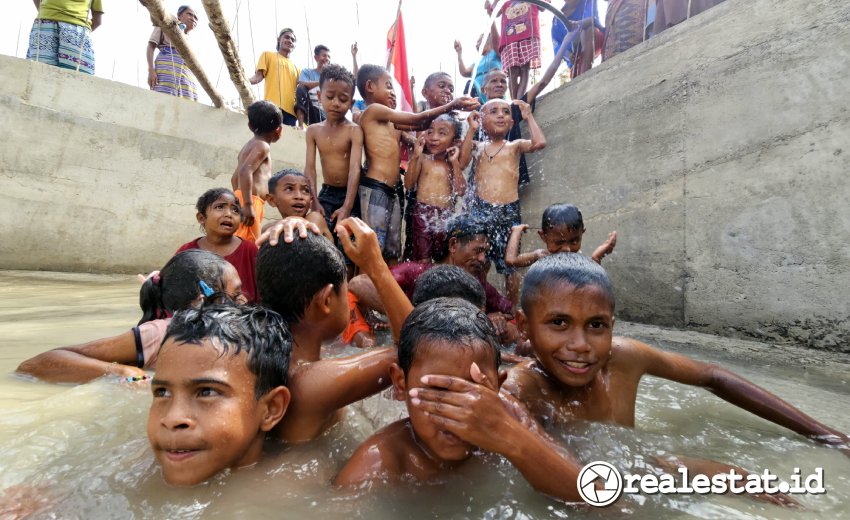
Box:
(356, 64, 479, 262)
(304, 64, 363, 272)
(232, 100, 283, 242)
(334, 297, 583, 500)
(505, 202, 617, 268)
(469, 98, 545, 303)
(415, 253, 850, 455)
(148, 303, 291, 486)
(265, 169, 333, 242)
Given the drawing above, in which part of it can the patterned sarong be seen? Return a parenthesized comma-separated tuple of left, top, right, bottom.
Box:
(26, 19, 94, 75)
(153, 46, 198, 100)
(601, 0, 648, 62)
(500, 38, 541, 70)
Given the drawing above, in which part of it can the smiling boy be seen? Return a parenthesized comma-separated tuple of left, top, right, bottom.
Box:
(148, 303, 291, 486)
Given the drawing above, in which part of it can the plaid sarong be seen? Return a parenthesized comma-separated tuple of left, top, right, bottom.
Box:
(500, 37, 541, 70)
(153, 46, 198, 100)
(26, 19, 94, 75)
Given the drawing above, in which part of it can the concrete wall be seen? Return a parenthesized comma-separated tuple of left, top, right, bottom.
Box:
(523, 0, 850, 351)
(0, 55, 308, 273)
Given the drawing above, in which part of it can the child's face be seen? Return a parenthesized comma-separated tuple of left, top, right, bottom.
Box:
(198, 194, 242, 237)
(268, 175, 312, 218)
(396, 340, 499, 463)
(319, 79, 354, 120)
(481, 101, 513, 138)
(422, 75, 454, 108)
(425, 120, 456, 155)
(369, 72, 397, 109)
(539, 225, 584, 254)
(482, 71, 508, 100)
(148, 339, 269, 486)
(521, 282, 614, 388)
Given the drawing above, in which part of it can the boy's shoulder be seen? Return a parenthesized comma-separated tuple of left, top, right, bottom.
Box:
(335, 419, 411, 486)
(607, 336, 661, 376)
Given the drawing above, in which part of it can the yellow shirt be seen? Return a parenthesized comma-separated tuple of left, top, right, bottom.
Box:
(38, 0, 104, 30)
(256, 51, 299, 115)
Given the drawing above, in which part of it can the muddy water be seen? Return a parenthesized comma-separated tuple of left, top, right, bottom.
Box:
(1, 271, 849, 519)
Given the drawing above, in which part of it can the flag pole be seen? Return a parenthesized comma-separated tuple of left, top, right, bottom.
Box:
(386, 0, 402, 69)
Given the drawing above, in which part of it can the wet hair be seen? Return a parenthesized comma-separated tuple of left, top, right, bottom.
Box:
(423, 71, 452, 90)
(256, 234, 345, 323)
(319, 63, 355, 93)
(432, 114, 462, 139)
(520, 253, 615, 313)
(195, 188, 240, 216)
(436, 215, 489, 261)
(247, 100, 283, 135)
(411, 265, 485, 308)
(356, 64, 387, 100)
(268, 168, 307, 194)
(314, 44, 329, 56)
(398, 298, 500, 378)
(164, 302, 291, 397)
(139, 250, 231, 325)
(542, 203, 584, 232)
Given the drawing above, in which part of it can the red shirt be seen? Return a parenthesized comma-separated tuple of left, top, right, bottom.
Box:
(176, 238, 258, 303)
(499, 1, 542, 48)
(390, 262, 512, 314)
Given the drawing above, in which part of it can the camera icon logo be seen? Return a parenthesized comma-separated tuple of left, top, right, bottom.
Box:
(577, 461, 623, 506)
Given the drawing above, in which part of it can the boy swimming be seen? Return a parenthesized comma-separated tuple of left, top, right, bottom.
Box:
(334, 297, 583, 500)
(265, 169, 333, 242)
(505, 203, 617, 268)
(356, 64, 479, 261)
(232, 100, 284, 242)
(148, 303, 291, 486)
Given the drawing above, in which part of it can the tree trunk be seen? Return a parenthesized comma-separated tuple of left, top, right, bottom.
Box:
(201, 0, 255, 109)
(139, 0, 225, 108)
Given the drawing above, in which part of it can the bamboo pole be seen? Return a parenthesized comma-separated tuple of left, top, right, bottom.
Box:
(138, 0, 225, 108)
(202, 0, 255, 108)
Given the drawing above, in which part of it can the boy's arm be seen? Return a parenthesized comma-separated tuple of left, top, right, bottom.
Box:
(236, 141, 269, 227)
(454, 40, 473, 78)
(513, 100, 546, 153)
(304, 127, 323, 214)
(249, 55, 266, 85)
(307, 212, 334, 242)
(524, 30, 571, 104)
(366, 97, 480, 131)
(631, 339, 850, 451)
(590, 231, 617, 264)
(505, 224, 548, 267)
(16, 332, 146, 384)
(351, 42, 359, 79)
(458, 111, 480, 171)
(411, 364, 584, 501)
(404, 134, 426, 191)
(330, 125, 364, 224)
(447, 147, 467, 197)
(91, 10, 102, 31)
(145, 38, 158, 89)
(337, 218, 413, 342)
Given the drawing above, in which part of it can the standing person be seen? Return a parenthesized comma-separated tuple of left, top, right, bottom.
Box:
(601, 0, 648, 61)
(454, 30, 501, 102)
(486, 0, 542, 101)
(552, 0, 604, 78)
(295, 45, 331, 127)
(146, 5, 199, 101)
(654, 0, 726, 34)
(250, 28, 300, 127)
(26, 0, 104, 75)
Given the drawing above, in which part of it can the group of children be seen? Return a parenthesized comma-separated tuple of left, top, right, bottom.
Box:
(15, 52, 850, 508)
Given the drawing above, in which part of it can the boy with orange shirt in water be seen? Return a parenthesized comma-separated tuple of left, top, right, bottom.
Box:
(356, 64, 479, 262)
(231, 100, 283, 242)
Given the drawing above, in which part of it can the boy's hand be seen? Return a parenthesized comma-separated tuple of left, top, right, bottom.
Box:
(410, 76, 416, 90)
(591, 231, 617, 263)
(533, 248, 550, 261)
(351, 42, 358, 56)
(256, 216, 320, 246)
(336, 217, 386, 273)
(454, 39, 462, 54)
(447, 146, 460, 165)
(513, 99, 533, 120)
(242, 204, 256, 227)
(413, 133, 426, 156)
(329, 205, 350, 225)
(511, 223, 529, 234)
(466, 111, 481, 132)
(452, 96, 481, 112)
(487, 312, 508, 336)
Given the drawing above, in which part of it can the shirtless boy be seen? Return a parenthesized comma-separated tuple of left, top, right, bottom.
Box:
(255, 216, 412, 442)
(148, 303, 291, 486)
(334, 298, 583, 500)
(356, 64, 479, 261)
(470, 98, 545, 303)
(231, 100, 283, 242)
(500, 253, 850, 452)
(405, 114, 469, 262)
(265, 169, 333, 242)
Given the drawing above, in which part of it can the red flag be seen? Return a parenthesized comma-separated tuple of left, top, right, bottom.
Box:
(387, 12, 413, 112)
